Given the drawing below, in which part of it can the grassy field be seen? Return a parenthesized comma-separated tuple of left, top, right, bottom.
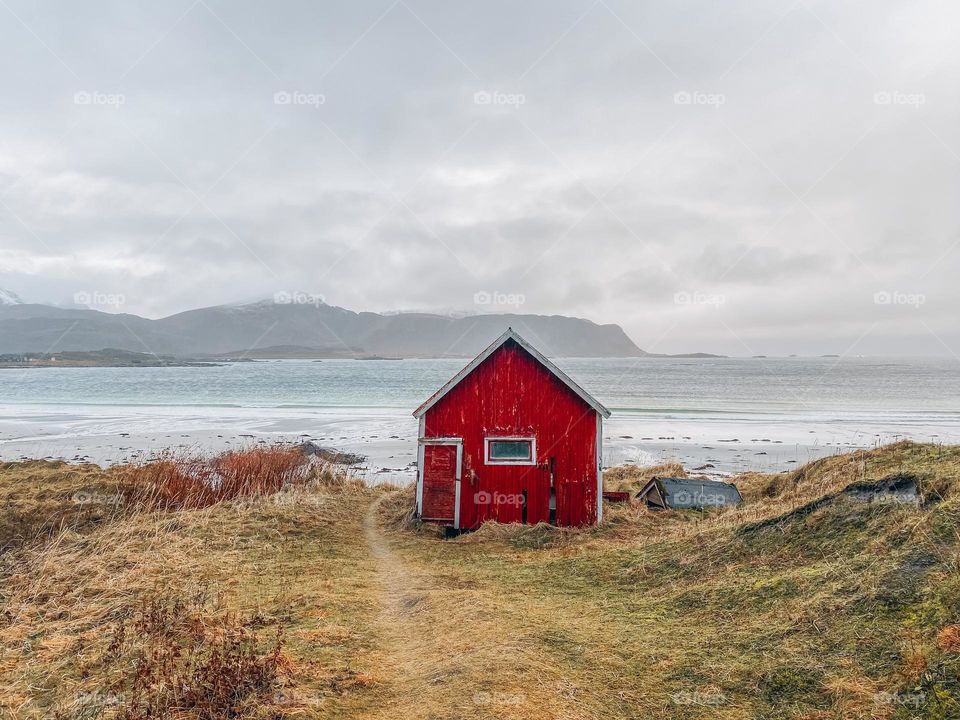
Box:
(0, 441, 958, 719)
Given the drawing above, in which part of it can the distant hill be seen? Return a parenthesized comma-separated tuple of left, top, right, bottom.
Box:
(0, 298, 648, 358)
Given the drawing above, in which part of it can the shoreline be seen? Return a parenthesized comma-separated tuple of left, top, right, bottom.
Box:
(2, 402, 952, 482)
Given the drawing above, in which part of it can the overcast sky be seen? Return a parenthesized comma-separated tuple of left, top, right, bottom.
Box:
(0, 0, 958, 356)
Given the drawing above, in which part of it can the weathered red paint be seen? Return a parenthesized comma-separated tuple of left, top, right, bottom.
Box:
(415, 332, 606, 529)
(420, 444, 458, 522)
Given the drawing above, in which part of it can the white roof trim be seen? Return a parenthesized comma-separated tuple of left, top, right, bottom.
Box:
(412, 328, 611, 419)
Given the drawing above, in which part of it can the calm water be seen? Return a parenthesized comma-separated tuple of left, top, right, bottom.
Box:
(1, 357, 958, 474)
(1, 356, 958, 414)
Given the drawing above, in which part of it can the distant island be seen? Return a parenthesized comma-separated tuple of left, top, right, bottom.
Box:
(0, 349, 220, 368)
(647, 352, 726, 359)
(1, 345, 728, 365)
(199, 346, 727, 361)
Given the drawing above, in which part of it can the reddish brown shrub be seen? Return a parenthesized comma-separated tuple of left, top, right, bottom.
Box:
(124, 446, 312, 510)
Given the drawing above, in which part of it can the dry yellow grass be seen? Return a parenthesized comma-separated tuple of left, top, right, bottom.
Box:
(603, 462, 688, 494)
(1, 441, 958, 719)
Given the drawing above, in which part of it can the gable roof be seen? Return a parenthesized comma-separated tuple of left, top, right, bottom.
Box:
(412, 327, 611, 419)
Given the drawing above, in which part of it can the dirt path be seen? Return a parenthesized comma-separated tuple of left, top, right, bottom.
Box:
(360, 492, 452, 717)
(361, 492, 405, 575)
(358, 492, 602, 720)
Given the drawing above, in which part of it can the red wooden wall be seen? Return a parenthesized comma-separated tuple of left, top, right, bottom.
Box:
(422, 340, 599, 528)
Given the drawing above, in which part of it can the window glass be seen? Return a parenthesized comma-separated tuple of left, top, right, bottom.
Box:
(488, 440, 532, 461)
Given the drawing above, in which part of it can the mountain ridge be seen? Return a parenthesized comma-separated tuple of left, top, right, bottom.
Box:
(0, 298, 648, 358)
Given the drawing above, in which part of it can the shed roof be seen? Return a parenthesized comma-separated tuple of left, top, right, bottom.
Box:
(412, 328, 611, 419)
(637, 477, 742, 509)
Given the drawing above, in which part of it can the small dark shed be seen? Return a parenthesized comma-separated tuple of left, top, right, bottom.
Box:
(637, 477, 742, 510)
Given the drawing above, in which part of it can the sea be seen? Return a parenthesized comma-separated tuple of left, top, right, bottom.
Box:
(1, 356, 958, 482)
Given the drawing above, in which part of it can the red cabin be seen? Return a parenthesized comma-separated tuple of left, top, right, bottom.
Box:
(413, 328, 611, 529)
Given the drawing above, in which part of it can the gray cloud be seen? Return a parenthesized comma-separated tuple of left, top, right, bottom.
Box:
(0, 0, 958, 355)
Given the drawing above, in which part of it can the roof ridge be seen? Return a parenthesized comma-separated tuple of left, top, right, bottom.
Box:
(412, 328, 611, 418)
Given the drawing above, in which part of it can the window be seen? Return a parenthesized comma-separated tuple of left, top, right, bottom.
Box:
(489, 441, 531, 460)
(484, 437, 535, 465)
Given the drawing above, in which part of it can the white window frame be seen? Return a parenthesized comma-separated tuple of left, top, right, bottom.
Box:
(484, 436, 537, 466)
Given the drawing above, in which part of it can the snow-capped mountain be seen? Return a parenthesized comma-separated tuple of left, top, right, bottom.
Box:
(0, 288, 24, 306)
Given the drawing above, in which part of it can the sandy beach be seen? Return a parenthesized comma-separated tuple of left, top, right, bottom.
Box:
(2, 401, 951, 483)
